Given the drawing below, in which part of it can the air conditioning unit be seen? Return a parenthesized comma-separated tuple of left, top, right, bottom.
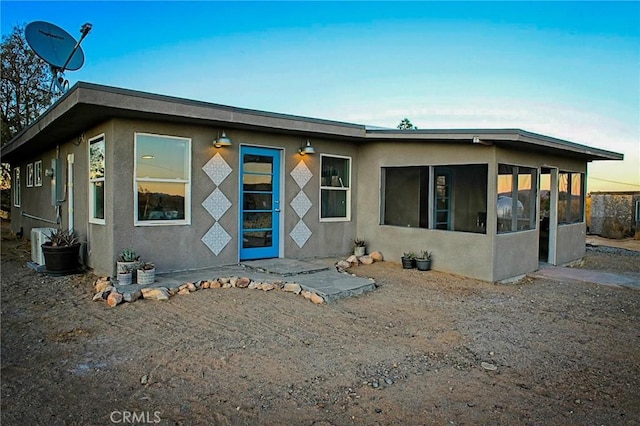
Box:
(31, 227, 55, 265)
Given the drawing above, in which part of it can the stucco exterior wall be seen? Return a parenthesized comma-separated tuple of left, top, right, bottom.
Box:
(495, 148, 587, 271)
(494, 230, 539, 281)
(101, 119, 358, 275)
(356, 141, 497, 281)
(556, 222, 586, 265)
(9, 134, 94, 267)
(6, 102, 595, 281)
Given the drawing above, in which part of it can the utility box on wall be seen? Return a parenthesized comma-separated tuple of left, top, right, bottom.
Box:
(48, 158, 64, 206)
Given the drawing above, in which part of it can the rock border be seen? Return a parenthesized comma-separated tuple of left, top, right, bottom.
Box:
(93, 251, 384, 308)
(93, 276, 319, 308)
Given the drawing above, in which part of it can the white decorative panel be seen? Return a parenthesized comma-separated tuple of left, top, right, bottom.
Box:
(291, 160, 312, 189)
(201, 222, 231, 255)
(202, 188, 231, 221)
(203, 153, 232, 186)
(290, 220, 312, 248)
(290, 190, 312, 219)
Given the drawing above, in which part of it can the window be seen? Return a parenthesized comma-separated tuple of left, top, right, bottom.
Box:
(381, 164, 487, 234)
(34, 160, 42, 186)
(26, 163, 34, 187)
(89, 135, 106, 224)
(558, 172, 584, 224)
(497, 165, 537, 233)
(320, 154, 351, 221)
(436, 165, 488, 233)
(135, 133, 191, 225)
(382, 166, 429, 228)
(434, 168, 452, 230)
(13, 167, 20, 207)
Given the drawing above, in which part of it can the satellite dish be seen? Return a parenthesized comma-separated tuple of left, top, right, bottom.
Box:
(25, 21, 92, 94)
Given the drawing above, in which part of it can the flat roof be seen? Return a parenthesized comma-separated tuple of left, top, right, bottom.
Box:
(1, 82, 623, 162)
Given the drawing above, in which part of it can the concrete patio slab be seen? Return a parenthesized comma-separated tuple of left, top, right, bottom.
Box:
(530, 266, 640, 290)
(114, 258, 376, 303)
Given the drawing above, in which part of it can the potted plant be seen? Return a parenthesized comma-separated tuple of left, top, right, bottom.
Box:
(41, 227, 81, 275)
(116, 265, 134, 285)
(401, 252, 416, 269)
(415, 250, 432, 271)
(137, 262, 155, 285)
(353, 238, 366, 256)
(117, 248, 141, 281)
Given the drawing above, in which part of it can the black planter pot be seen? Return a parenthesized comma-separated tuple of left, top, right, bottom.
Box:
(416, 259, 432, 271)
(41, 242, 81, 275)
(401, 257, 416, 269)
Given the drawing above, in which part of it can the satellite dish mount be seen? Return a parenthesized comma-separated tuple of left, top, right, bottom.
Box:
(25, 21, 92, 95)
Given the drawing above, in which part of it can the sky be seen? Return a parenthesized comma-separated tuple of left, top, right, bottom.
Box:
(2, 1, 639, 192)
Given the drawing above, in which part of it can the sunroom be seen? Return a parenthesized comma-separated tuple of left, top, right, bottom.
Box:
(355, 130, 606, 282)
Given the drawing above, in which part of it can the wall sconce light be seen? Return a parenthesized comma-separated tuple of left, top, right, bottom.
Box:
(472, 136, 492, 146)
(298, 139, 315, 155)
(214, 131, 232, 148)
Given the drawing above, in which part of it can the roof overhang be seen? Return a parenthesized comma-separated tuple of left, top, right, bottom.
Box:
(1, 82, 365, 162)
(364, 129, 624, 162)
(1, 82, 624, 163)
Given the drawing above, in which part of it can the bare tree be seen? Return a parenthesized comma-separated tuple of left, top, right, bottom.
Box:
(1, 24, 53, 144)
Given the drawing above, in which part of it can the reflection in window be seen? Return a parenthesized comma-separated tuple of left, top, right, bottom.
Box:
(242, 153, 274, 248)
(497, 165, 537, 233)
(135, 133, 191, 225)
(320, 155, 351, 220)
(559, 172, 584, 224)
(89, 135, 106, 223)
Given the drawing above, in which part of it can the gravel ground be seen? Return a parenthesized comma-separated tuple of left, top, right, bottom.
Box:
(1, 227, 639, 425)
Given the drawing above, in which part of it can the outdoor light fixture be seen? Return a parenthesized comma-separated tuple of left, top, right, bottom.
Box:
(214, 131, 232, 148)
(472, 136, 492, 146)
(298, 139, 315, 155)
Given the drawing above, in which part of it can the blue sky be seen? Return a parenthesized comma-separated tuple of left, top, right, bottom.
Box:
(2, 1, 638, 191)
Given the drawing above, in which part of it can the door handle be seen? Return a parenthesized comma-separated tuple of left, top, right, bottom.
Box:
(275, 209, 281, 212)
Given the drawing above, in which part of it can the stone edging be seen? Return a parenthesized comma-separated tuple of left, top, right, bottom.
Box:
(93, 276, 324, 308)
(93, 251, 384, 308)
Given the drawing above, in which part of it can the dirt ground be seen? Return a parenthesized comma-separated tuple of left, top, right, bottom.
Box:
(2, 225, 639, 425)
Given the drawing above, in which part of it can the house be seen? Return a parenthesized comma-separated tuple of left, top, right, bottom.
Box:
(1, 82, 623, 281)
(589, 191, 640, 238)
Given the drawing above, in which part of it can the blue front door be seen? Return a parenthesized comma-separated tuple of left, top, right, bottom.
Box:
(239, 146, 281, 260)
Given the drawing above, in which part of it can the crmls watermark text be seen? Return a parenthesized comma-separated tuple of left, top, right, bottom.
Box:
(110, 410, 161, 424)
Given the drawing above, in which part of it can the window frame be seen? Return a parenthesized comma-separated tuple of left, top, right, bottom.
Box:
(319, 153, 352, 222)
(434, 167, 453, 230)
(89, 134, 106, 225)
(380, 166, 430, 228)
(558, 171, 585, 225)
(134, 132, 192, 226)
(13, 167, 21, 207)
(26, 163, 34, 187)
(497, 164, 538, 234)
(34, 160, 42, 187)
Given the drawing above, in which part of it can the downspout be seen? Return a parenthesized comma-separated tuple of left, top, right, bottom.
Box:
(67, 154, 74, 231)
